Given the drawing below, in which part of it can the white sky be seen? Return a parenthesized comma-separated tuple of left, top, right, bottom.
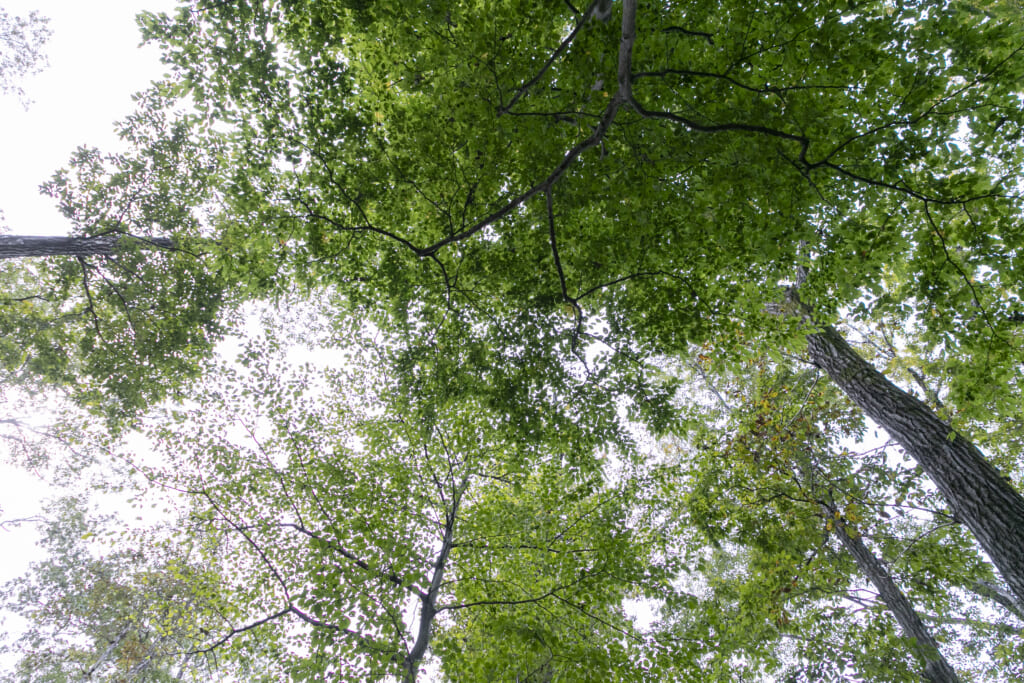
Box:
(0, 0, 177, 236)
(0, 0, 178, 619)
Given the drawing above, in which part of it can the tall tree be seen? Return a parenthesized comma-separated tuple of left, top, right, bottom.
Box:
(0, 7, 229, 424)
(0, 110, 233, 426)
(800, 316, 1024, 612)
(15, 0, 1017, 673)
(133, 313, 672, 680)
(826, 505, 960, 683)
(128, 0, 1024, 601)
(653, 359, 1022, 681)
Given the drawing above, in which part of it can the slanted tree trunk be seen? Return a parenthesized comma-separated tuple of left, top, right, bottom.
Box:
(826, 505, 962, 683)
(969, 579, 1024, 620)
(806, 324, 1024, 609)
(0, 234, 173, 259)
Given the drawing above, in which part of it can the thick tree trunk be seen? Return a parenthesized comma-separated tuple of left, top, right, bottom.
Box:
(806, 324, 1024, 608)
(0, 234, 173, 259)
(829, 508, 962, 683)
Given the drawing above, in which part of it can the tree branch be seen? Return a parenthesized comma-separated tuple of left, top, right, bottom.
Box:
(498, 0, 605, 116)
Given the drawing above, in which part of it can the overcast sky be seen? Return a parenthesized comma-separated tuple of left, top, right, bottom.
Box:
(0, 0, 178, 602)
(0, 0, 177, 236)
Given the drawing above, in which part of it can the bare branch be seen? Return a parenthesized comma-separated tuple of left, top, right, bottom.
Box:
(660, 25, 714, 44)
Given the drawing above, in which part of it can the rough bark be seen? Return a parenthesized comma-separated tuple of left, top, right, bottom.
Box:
(0, 234, 173, 259)
(805, 324, 1024, 608)
(829, 509, 962, 683)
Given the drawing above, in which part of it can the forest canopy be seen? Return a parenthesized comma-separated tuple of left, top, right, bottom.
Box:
(2, 1, 1024, 681)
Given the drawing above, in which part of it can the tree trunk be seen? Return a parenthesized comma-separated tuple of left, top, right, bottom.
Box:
(806, 324, 1024, 608)
(402, 476, 468, 682)
(969, 579, 1024, 620)
(828, 508, 962, 683)
(0, 234, 173, 259)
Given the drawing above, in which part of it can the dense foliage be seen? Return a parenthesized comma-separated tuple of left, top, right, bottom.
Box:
(3, 0, 1024, 680)
(654, 357, 1022, 681)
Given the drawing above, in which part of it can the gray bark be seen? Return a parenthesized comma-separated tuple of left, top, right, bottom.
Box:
(829, 510, 962, 683)
(402, 475, 468, 682)
(805, 324, 1024, 609)
(0, 234, 173, 259)
(970, 579, 1024, 619)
